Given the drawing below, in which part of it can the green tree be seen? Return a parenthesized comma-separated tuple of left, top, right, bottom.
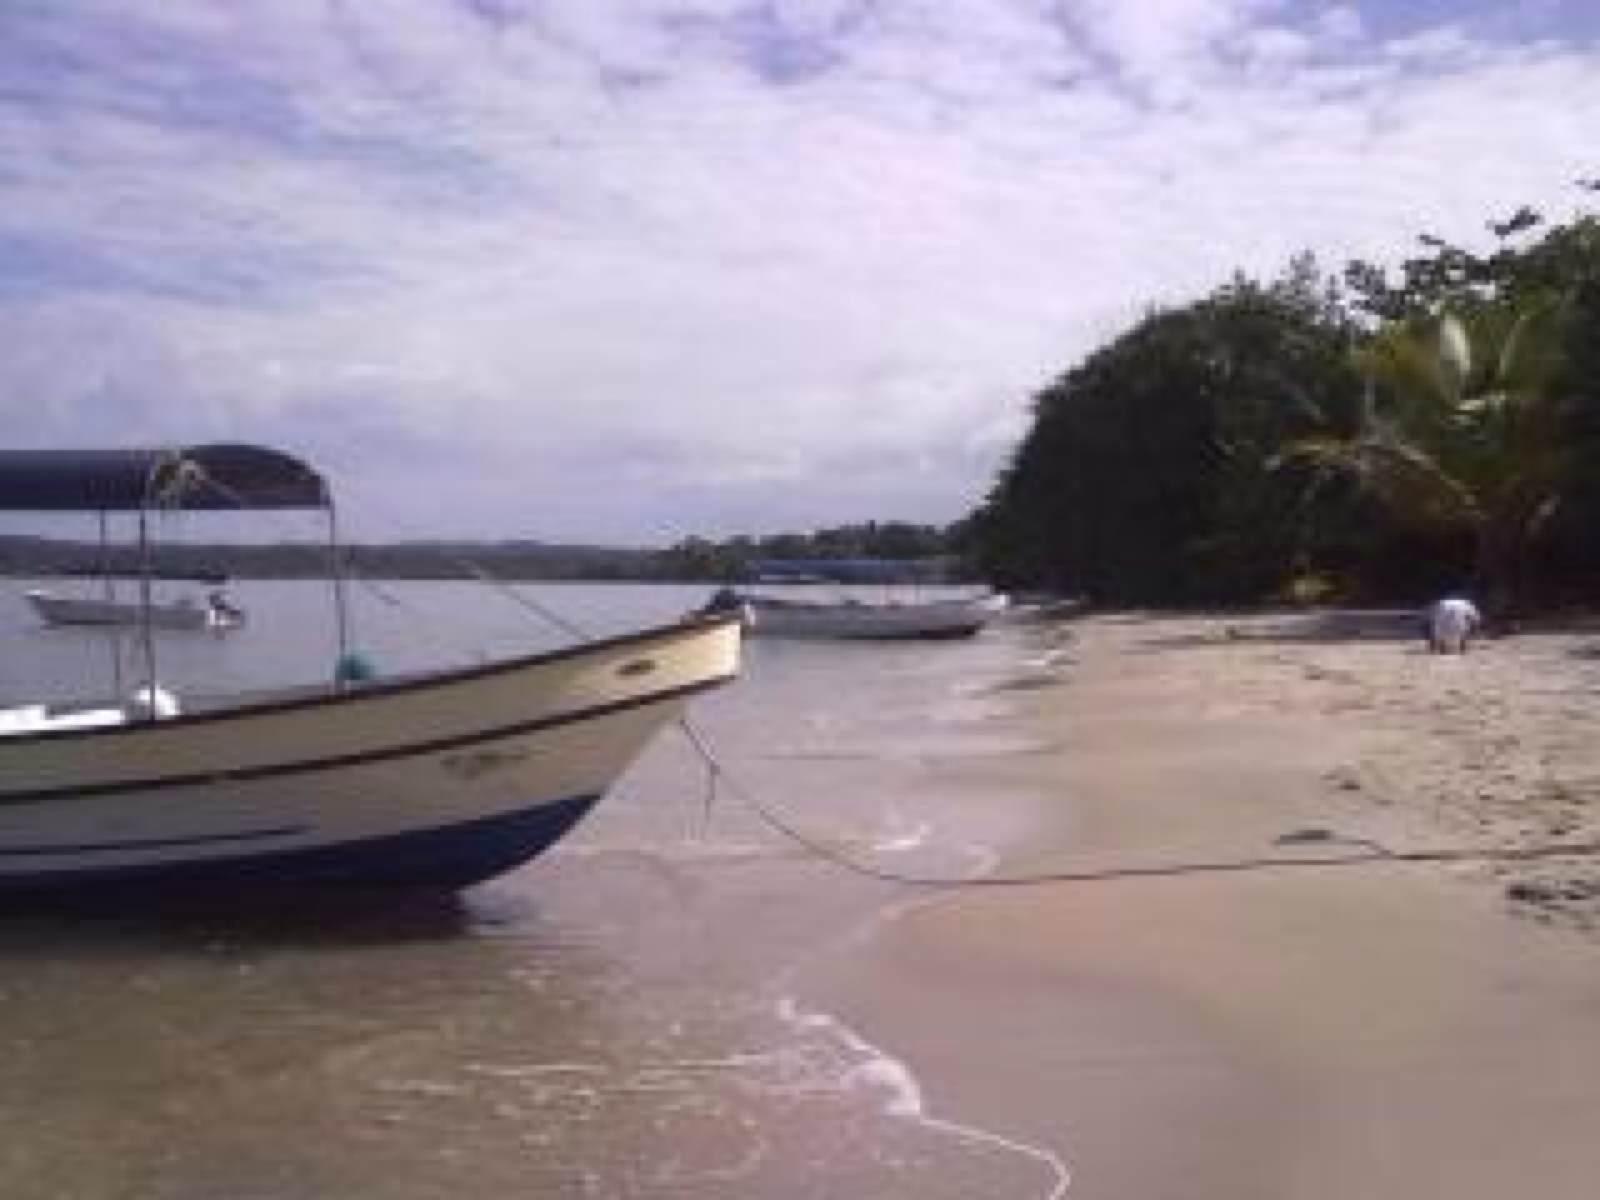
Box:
(975, 265, 1361, 604)
(971, 191, 1600, 610)
(1278, 296, 1577, 613)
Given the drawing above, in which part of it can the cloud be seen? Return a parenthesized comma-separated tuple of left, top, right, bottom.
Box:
(0, 1, 1598, 541)
(1060, 0, 1286, 96)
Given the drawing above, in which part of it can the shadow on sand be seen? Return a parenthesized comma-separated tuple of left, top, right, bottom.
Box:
(0, 884, 518, 958)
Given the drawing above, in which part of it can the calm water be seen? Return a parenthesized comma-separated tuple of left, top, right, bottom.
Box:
(0, 578, 1064, 1199)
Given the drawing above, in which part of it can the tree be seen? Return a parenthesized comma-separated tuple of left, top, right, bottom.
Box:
(1336, 195, 1600, 604)
(975, 265, 1361, 604)
(1278, 296, 1577, 613)
(1344, 200, 1600, 322)
(969, 190, 1600, 610)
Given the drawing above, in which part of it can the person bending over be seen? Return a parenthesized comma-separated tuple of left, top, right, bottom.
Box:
(1426, 596, 1481, 654)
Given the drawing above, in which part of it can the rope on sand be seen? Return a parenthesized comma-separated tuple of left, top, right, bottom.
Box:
(677, 717, 1600, 889)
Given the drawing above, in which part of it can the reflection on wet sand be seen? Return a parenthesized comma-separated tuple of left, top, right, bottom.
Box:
(0, 610, 1069, 1199)
(0, 861, 1055, 1198)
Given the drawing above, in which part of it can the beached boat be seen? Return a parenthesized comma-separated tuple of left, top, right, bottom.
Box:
(994, 593, 1087, 624)
(25, 587, 244, 631)
(704, 588, 1006, 640)
(0, 445, 741, 893)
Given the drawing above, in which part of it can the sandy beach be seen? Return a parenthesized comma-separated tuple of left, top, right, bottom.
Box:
(809, 611, 1600, 1199)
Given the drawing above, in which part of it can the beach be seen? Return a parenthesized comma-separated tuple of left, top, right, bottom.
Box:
(811, 611, 1600, 1198)
(3, 587, 1600, 1197)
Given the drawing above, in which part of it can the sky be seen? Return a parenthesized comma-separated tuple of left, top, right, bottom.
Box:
(2, 1, 1598, 545)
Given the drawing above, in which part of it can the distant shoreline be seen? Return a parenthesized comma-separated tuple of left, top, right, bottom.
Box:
(0, 533, 978, 585)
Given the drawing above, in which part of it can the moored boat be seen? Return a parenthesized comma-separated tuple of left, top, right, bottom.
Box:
(0, 444, 742, 893)
(704, 587, 1006, 640)
(25, 588, 244, 631)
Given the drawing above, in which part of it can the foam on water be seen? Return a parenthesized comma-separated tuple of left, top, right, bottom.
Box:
(420, 986, 1071, 1196)
(773, 992, 1072, 1199)
(872, 820, 932, 854)
(550, 840, 802, 866)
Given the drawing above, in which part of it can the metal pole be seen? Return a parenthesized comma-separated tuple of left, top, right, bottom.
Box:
(136, 504, 157, 714)
(99, 509, 123, 696)
(327, 500, 352, 683)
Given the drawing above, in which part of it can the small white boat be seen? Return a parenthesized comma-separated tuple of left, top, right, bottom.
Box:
(0, 444, 742, 893)
(705, 588, 1006, 640)
(995, 593, 1087, 624)
(25, 588, 244, 631)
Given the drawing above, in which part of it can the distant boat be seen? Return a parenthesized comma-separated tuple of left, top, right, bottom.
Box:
(996, 593, 1088, 624)
(752, 571, 830, 585)
(0, 444, 742, 893)
(26, 588, 245, 632)
(704, 587, 1006, 640)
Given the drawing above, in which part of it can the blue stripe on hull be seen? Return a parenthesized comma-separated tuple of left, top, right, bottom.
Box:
(0, 794, 600, 896)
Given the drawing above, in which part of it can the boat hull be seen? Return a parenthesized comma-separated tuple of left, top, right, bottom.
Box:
(741, 595, 1004, 640)
(0, 616, 741, 893)
(0, 794, 601, 893)
(25, 589, 234, 631)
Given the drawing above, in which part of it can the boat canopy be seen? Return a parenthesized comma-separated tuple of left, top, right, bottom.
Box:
(0, 445, 329, 511)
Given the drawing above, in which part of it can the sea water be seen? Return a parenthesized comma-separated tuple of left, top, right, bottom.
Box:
(0, 578, 1068, 1198)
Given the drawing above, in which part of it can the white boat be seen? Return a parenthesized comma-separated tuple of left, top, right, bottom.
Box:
(0, 444, 741, 893)
(994, 593, 1087, 624)
(25, 588, 244, 631)
(705, 588, 1006, 640)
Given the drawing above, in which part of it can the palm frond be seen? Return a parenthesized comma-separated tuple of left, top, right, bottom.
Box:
(1275, 434, 1482, 529)
(1495, 294, 1569, 399)
(1436, 313, 1472, 394)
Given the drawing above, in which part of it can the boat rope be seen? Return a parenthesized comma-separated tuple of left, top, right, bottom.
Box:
(184, 464, 594, 649)
(442, 556, 591, 642)
(314, 495, 595, 645)
(348, 575, 498, 663)
(676, 716, 1600, 889)
(315, 472, 594, 642)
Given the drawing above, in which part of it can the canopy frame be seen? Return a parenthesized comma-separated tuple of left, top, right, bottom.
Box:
(4, 444, 352, 708)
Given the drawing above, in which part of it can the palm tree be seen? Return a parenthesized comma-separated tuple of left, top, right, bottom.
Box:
(1279, 294, 1574, 614)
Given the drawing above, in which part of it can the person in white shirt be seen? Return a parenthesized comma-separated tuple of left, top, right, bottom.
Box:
(1426, 596, 1481, 654)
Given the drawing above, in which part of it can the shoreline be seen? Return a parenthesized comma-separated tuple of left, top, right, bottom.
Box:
(800, 612, 1600, 1198)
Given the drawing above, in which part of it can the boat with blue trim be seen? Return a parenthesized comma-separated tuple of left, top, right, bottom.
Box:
(0, 445, 741, 893)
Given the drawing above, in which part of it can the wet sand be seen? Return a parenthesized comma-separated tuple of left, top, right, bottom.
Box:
(810, 613, 1600, 1199)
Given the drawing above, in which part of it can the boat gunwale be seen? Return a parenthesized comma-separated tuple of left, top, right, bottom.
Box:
(0, 611, 741, 748)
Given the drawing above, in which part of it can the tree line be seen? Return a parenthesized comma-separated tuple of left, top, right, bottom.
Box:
(654, 521, 965, 582)
(969, 187, 1600, 612)
(0, 522, 970, 584)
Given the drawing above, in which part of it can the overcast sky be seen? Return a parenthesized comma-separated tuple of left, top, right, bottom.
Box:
(2, 1, 1597, 544)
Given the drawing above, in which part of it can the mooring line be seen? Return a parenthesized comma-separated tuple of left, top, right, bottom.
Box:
(677, 717, 1600, 889)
